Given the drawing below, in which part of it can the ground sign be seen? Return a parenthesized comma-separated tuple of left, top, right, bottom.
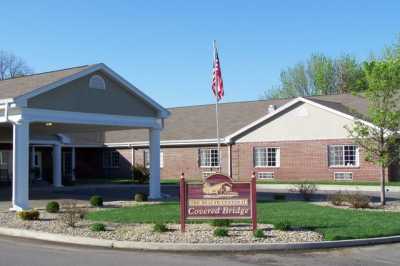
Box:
(179, 173, 257, 232)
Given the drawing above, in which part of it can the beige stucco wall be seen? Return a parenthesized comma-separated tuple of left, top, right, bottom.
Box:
(236, 102, 355, 143)
(28, 70, 158, 117)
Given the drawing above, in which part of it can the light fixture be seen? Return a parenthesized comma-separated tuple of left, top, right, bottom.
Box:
(45, 122, 53, 127)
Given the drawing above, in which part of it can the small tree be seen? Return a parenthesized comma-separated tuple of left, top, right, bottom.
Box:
(346, 59, 400, 205)
(0, 50, 32, 80)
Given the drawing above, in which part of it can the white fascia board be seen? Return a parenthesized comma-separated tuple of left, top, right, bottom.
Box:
(224, 98, 302, 142)
(0, 98, 14, 104)
(105, 138, 228, 148)
(14, 63, 170, 118)
(225, 97, 376, 142)
(18, 108, 161, 129)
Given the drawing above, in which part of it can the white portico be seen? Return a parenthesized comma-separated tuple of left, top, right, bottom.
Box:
(0, 63, 169, 210)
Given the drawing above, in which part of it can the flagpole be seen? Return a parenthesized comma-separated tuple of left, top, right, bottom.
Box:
(213, 40, 221, 173)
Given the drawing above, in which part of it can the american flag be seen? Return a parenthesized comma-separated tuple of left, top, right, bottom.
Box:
(212, 44, 224, 101)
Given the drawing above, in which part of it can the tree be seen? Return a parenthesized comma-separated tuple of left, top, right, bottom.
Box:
(262, 53, 366, 99)
(0, 50, 32, 80)
(335, 54, 367, 93)
(346, 59, 400, 205)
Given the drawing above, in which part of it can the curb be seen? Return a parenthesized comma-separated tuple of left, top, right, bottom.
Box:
(1, 227, 400, 252)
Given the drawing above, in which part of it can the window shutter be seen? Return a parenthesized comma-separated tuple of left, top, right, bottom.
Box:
(197, 148, 201, 167)
(252, 147, 256, 167)
(276, 148, 280, 167)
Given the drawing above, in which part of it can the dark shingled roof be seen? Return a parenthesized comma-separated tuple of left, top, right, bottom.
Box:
(103, 93, 369, 144)
(0, 65, 91, 99)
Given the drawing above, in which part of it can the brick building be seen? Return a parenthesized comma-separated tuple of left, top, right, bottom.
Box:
(96, 94, 398, 182)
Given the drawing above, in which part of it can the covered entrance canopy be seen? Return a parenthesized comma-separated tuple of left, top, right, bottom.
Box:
(0, 63, 169, 210)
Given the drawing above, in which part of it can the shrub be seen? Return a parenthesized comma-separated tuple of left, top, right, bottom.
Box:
(253, 229, 265, 238)
(274, 220, 291, 231)
(46, 201, 60, 213)
(134, 192, 147, 202)
(211, 219, 231, 227)
(132, 164, 150, 184)
(294, 183, 317, 201)
(346, 193, 370, 209)
(273, 194, 286, 201)
(17, 210, 40, 221)
(213, 227, 229, 237)
(90, 195, 103, 207)
(328, 191, 347, 206)
(153, 223, 168, 233)
(60, 201, 86, 227)
(90, 223, 106, 232)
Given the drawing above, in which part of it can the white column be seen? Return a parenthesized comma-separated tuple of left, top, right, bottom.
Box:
(149, 128, 161, 199)
(71, 147, 76, 181)
(53, 144, 62, 187)
(11, 120, 30, 211)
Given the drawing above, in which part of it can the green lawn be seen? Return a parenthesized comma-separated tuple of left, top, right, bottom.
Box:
(86, 201, 400, 241)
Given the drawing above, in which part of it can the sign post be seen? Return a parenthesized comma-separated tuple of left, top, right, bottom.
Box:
(180, 173, 257, 233)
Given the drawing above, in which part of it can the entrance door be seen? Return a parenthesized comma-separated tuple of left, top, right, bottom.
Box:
(32, 151, 42, 180)
(63, 151, 73, 178)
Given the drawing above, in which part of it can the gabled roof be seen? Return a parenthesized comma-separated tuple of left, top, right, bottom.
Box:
(102, 93, 369, 145)
(0, 65, 91, 99)
(0, 63, 170, 118)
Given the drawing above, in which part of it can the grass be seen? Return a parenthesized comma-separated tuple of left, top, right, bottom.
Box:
(86, 201, 400, 241)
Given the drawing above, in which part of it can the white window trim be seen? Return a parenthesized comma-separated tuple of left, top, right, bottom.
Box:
(103, 150, 120, 169)
(256, 172, 274, 179)
(199, 148, 220, 168)
(333, 172, 353, 181)
(144, 150, 164, 168)
(328, 144, 360, 168)
(253, 147, 280, 168)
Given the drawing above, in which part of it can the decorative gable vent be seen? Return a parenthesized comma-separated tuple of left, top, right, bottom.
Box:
(89, 74, 106, 90)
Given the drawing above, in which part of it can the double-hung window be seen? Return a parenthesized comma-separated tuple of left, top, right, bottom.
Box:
(144, 150, 164, 168)
(253, 147, 280, 167)
(103, 150, 120, 168)
(199, 148, 219, 167)
(328, 145, 359, 167)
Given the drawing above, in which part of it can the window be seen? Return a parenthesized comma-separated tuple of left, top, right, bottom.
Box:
(334, 172, 353, 181)
(256, 172, 274, 179)
(0, 151, 9, 169)
(328, 145, 359, 167)
(89, 74, 106, 90)
(202, 171, 216, 179)
(103, 150, 120, 168)
(199, 148, 219, 167)
(253, 147, 280, 167)
(144, 150, 164, 168)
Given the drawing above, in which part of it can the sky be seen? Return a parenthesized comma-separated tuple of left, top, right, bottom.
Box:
(0, 1, 399, 108)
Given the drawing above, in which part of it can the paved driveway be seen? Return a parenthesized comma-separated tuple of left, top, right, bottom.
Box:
(0, 235, 399, 266)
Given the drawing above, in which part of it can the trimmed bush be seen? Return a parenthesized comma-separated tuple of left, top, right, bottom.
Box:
(294, 183, 317, 201)
(273, 194, 286, 201)
(274, 220, 291, 231)
(134, 192, 147, 202)
(46, 201, 60, 213)
(17, 210, 40, 221)
(211, 219, 231, 227)
(346, 193, 370, 209)
(90, 223, 106, 232)
(253, 229, 265, 238)
(328, 191, 347, 206)
(90, 195, 103, 207)
(132, 164, 150, 184)
(153, 222, 168, 233)
(213, 227, 229, 237)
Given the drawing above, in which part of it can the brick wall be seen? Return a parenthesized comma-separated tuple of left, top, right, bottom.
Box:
(133, 145, 229, 180)
(232, 139, 383, 181)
